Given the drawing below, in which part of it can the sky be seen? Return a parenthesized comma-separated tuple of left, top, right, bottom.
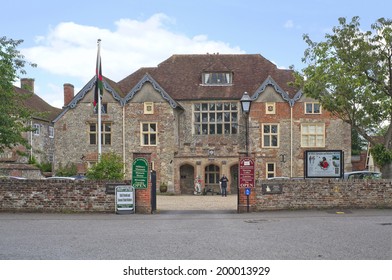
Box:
(1, 0, 390, 108)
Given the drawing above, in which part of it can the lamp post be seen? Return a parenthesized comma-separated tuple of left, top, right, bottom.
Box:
(240, 92, 252, 156)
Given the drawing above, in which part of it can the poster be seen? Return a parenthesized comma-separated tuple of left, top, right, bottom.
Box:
(305, 150, 343, 178)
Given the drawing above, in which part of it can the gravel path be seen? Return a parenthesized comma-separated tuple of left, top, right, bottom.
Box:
(156, 194, 237, 211)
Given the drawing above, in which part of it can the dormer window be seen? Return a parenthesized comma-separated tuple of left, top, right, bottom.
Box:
(203, 72, 232, 85)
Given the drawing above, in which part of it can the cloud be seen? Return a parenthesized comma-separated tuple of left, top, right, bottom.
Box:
(22, 13, 245, 84)
(284, 20, 294, 29)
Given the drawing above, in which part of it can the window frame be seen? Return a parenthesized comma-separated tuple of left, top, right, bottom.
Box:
(193, 102, 238, 135)
(266, 163, 276, 179)
(301, 123, 325, 147)
(262, 123, 280, 148)
(89, 122, 112, 146)
(304, 102, 321, 114)
(49, 126, 54, 138)
(33, 124, 40, 136)
(141, 122, 158, 146)
(202, 72, 232, 85)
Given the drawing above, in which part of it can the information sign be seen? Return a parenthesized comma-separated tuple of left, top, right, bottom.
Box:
(115, 185, 134, 214)
(239, 157, 255, 188)
(132, 158, 149, 189)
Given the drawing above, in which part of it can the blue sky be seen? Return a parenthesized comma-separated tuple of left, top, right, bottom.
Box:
(1, 0, 390, 108)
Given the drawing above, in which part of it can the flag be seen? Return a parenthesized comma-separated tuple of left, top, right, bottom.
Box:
(94, 40, 103, 109)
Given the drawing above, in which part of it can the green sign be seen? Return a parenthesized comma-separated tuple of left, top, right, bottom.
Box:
(132, 158, 148, 189)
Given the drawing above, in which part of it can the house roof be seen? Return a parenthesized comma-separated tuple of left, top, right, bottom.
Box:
(117, 54, 299, 101)
(13, 86, 62, 122)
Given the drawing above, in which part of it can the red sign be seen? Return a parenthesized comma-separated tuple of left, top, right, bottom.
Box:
(239, 157, 255, 188)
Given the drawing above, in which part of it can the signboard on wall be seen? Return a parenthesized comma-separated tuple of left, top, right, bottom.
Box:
(115, 185, 135, 214)
(239, 157, 255, 188)
(132, 158, 149, 189)
(305, 150, 343, 178)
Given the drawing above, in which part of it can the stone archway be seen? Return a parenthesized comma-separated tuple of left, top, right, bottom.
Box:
(180, 164, 195, 194)
(204, 164, 220, 194)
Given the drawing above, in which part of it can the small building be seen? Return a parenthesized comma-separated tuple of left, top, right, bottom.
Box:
(0, 79, 61, 178)
(53, 54, 352, 193)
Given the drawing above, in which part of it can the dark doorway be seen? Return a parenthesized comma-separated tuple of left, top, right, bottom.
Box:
(230, 164, 238, 194)
(180, 164, 195, 194)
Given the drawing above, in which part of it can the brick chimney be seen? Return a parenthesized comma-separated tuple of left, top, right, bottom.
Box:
(21, 78, 35, 93)
(63, 83, 75, 106)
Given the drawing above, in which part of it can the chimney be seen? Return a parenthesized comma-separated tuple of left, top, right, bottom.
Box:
(21, 78, 35, 93)
(63, 83, 75, 106)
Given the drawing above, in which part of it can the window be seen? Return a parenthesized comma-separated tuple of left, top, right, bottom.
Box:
(203, 72, 232, 85)
(266, 163, 276, 178)
(265, 102, 276, 114)
(33, 124, 40, 136)
(305, 102, 321, 114)
(144, 102, 154, 114)
(93, 103, 108, 114)
(194, 102, 238, 135)
(262, 124, 279, 147)
(49, 126, 54, 138)
(141, 122, 157, 146)
(301, 123, 325, 147)
(89, 122, 111, 145)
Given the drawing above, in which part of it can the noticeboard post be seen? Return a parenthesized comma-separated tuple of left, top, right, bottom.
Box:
(115, 185, 135, 214)
(239, 158, 255, 189)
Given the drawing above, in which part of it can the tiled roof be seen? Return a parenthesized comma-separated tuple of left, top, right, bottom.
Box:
(13, 86, 62, 122)
(117, 54, 299, 101)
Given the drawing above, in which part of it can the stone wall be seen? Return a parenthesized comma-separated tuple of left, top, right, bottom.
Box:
(249, 179, 392, 211)
(0, 180, 151, 214)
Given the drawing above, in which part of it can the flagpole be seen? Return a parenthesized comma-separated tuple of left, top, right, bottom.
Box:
(97, 39, 102, 162)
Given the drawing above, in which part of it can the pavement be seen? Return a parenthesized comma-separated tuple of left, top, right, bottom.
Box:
(156, 194, 237, 211)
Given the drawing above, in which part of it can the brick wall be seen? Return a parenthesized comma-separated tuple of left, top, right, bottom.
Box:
(0, 180, 151, 214)
(247, 179, 392, 212)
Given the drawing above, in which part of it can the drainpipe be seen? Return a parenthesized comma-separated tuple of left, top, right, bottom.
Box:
(122, 105, 126, 176)
(30, 120, 33, 161)
(290, 106, 293, 178)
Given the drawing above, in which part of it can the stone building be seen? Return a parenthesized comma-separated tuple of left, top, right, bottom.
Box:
(53, 54, 351, 194)
(0, 78, 61, 178)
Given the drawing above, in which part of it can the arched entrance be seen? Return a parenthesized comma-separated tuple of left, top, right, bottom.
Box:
(205, 164, 220, 194)
(180, 164, 195, 194)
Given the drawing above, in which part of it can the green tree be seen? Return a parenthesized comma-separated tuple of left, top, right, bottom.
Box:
(296, 17, 392, 177)
(0, 36, 36, 153)
(86, 152, 124, 180)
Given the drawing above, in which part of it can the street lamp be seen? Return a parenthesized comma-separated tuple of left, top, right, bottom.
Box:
(240, 92, 252, 156)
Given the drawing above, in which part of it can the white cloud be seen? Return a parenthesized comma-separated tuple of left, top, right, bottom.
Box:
(22, 13, 245, 86)
(284, 20, 294, 29)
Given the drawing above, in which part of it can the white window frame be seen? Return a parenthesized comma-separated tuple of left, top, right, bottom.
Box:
(304, 102, 321, 114)
(262, 124, 279, 148)
(203, 72, 232, 85)
(141, 122, 158, 146)
(266, 163, 276, 178)
(193, 102, 238, 135)
(49, 126, 54, 138)
(89, 122, 112, 145)
(33, 124, 40, 136)
(301, 123, 325, 147)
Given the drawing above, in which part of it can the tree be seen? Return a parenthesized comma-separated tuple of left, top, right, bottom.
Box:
(86, 152, 124, 180)
(0, 36, 36, 153)
(296, 17, 392, 177)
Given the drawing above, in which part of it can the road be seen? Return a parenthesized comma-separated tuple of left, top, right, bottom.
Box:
(0, 208, 391, 260)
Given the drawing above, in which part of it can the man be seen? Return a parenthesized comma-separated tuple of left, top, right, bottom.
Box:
(219, 174, 229, 197)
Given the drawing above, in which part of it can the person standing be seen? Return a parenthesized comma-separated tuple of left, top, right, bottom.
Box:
(220, 174, 229, 197)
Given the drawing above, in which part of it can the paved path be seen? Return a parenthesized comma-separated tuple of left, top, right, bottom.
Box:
(156, 194, 237, 211)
